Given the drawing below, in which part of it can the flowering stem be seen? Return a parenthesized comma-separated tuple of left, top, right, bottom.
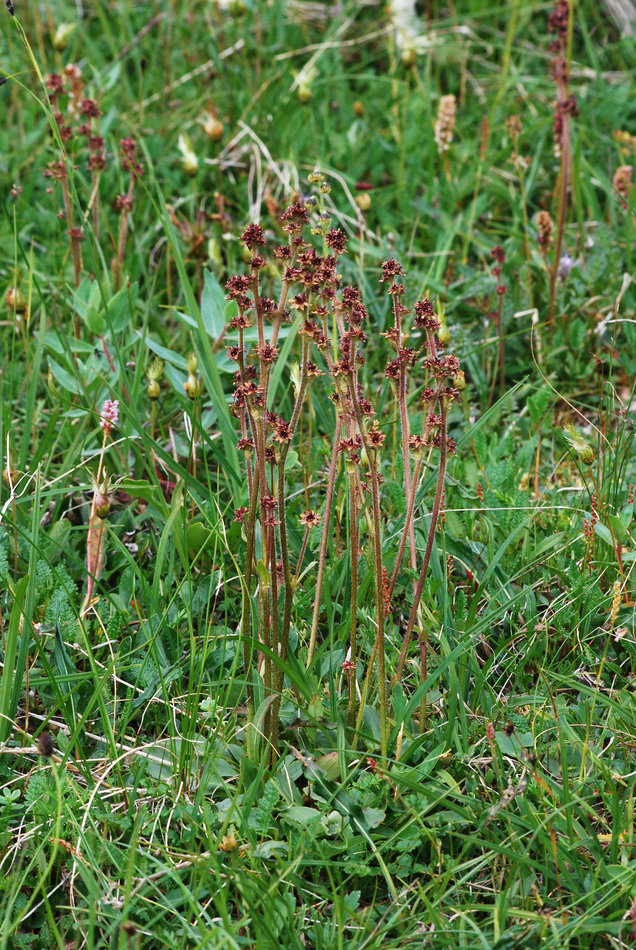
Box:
(308, 417, 341, 664)
(241, 478, 260, 724)
(488, 293, 505, 405)
(392, 401, 448, 686)
(391, 286, 416, 571)
(369, 459, 387, 759)
(348, 470, 359, 725)
(388, 377, 446, 603)
(114, 180, 134, 290)
(84, 432, 107, 608)
(346, 379, 387, 758)
(548, 113, 570, 331)
(548, 0, 574, 332)
(271, 344, 311, 756)
(293, 528, 311, 583)
(399, 373, 417, 570)
(387, 456, 421, 603)
(60, 176, 82, 292)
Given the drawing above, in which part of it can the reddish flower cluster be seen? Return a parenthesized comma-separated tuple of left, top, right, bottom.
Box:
(300, 510, 321, 527)
(583, 495, 598, 543)
(547, 0, 569, 53)
(547, 0, 578, 155)
(241, 224, 265, 248)
(413, 298, 440, 331)
(45, 67, 107, 173)
(224, 204, 389, 498)
(119, 138, 144, 180)
(378, 257, 463, 460)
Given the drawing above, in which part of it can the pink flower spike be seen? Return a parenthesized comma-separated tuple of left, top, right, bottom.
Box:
(100, 399, 119, 433)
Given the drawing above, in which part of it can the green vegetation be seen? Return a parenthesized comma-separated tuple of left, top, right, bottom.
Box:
(1, 0, 635, 946)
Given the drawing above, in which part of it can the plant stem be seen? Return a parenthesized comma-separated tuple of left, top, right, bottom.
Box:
(348, 470, 359, 726)
(392, 402, 448, 685)
(548, 115, 570, 330)
(387, 457, 421, 603)
(308, 417, 341, 664)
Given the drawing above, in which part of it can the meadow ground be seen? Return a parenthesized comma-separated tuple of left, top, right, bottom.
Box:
(1, 1, 635, 947)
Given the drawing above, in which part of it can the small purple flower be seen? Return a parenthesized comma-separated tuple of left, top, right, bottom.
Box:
(99, 399, 119, 433)
(557, 252, 575, 281)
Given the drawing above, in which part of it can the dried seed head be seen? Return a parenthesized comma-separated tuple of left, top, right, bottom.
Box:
(505, 114, 522, 141)
(613, 165, 633, 199)
(219, 831, 238, 852)
(202, 112, 224, 141)
(434, 94, 456, 155)
(536, 211, 554, 250)
(610, 580, 621, 626)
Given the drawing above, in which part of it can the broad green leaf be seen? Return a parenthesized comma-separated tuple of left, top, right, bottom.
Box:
(201, 269, 227, 340)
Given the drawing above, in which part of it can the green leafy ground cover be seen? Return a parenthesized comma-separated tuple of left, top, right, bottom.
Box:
(0, 1, 635, 946)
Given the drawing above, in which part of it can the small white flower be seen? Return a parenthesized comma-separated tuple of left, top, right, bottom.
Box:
(388, 0, 419, 52)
